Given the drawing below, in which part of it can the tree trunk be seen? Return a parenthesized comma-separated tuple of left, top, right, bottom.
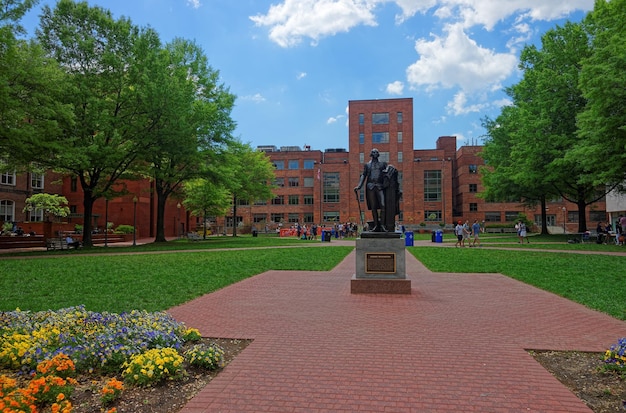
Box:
(540, 196, 549, 235)
(577, 198, 588, 233)
(154, 188, 168, 242)
(232, 195, 238, 237)
(81, 195, 96, 247)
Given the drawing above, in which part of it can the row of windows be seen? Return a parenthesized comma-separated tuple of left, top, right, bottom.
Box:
(1, 172, 45, 188)
(0, 200, 44, 222)
(358, 112, 403, 125)
(274, 160, 316, 170)
(358, 132, 403, 145)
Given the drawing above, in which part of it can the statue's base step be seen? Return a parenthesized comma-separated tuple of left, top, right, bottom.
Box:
(350, 275, 411, 294)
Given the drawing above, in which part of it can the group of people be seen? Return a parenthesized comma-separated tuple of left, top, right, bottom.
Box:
(454, 219, 483, 247)
(595, 215, 626, 245)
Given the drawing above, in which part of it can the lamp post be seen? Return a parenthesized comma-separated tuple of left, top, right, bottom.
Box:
(562, 207, 566, 234)
(132, 196, 138, 246)
(104, 198, 109, 247)
(177, 202, 181, 239)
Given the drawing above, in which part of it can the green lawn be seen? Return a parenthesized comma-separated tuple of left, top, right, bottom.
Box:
(1, 234, 624, 321)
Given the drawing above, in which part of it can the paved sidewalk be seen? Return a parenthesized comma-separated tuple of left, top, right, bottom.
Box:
(168, 249, 626, 413)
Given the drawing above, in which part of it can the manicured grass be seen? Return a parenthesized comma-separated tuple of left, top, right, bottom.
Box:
(0, 246, 353, 313)
(408, 247, 626, 320)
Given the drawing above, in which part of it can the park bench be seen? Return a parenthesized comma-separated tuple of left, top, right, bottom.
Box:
(46, 238, 69, 251)
(187, 232, 201, 241)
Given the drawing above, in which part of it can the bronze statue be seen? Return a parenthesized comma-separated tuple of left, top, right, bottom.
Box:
(354, 148, 401, 232)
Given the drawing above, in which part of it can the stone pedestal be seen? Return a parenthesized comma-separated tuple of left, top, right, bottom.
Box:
(351, 232, 411, 294)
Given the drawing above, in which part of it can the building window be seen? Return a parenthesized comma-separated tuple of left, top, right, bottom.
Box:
(288, 177, 299, 187)
(424, 170, 441, 202)
(31, 173, 44, 189)
(372, 113, 389, 124)
(0, 200, 14, 222)
(304, 195, 314, 205)
(271, 196, 284, 205)
(271, 213, 284, 223)
(323, 211, 339, 222)
(70, 176, 77, 192)
(359, 133, 364, 144)
(303, 213, 313, 223)
(303, 177, 314, 187)
(469, 203, 478, 212)
(424, 210, 441, 221)
(567, 211, 579, 223)
(253, 214, 266, 223)
(288, 213, 299, 223)
(469, 183, 477, 193)
(379, 151, 390, 162)
(274, 177, 284, 187)
(274, 161, 284, 170)
(254, 199, 267, 205)
(397, 131, 402, 143)
(589, 211, 606, 222)
(359, 113, 364, 125)
(303, 160, 315, 169)
(485, 212, 501, 222)
(469, 164, 478, 174)
(397, 152, 403, 163)
(288, 195, 299, 205)
(237, 198, 250, 206)
(397, 112, 403, 123)
(359, 152, 364, 163)
(1, 171, 15, 186)
(288, 160, 299, 170)
(372, 132, 389, 144)
(504, 211, 519, 222)
(323, 172, 340, 203)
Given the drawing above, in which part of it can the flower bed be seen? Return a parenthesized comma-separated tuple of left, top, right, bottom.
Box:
(0, 306, 227, 412)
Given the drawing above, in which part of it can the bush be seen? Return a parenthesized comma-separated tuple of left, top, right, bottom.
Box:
(115, 224, 135, 234)
(603, 337, 626, 377)
(184, 344, 225, 370)
(122, 348, 184, 386)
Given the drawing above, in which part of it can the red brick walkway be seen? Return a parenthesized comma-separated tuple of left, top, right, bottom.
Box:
(168, 249, 625, 412)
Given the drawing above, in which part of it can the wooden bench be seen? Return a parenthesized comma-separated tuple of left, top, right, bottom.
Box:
(46, 238, 69, 251)
(187, 232, 201, 241)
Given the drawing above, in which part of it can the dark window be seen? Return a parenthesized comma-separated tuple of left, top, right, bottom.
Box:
(323, 172, 340, 203)
(274, 177, 284, 187)
(372, 113, 389, 124)
(288, 177, 299, 187)
(304, 195, 314, 205)
(470, 203, 478, 212)
(485, 212, 501, 222)
(288, 195, 299, 205)
(469, 184, 477, 193)
(271, 196, 284, 205)
(424, 170, 441, 202)
(469, 164, 478, 174)
(271, 213, 283, 223)
(424, 210, 441, 221)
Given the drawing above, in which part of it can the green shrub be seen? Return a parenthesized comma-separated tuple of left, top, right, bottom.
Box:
(115, 224, 135, 234)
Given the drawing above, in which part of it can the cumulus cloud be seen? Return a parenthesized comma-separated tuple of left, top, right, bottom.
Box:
(386, 80, 404, 95)
(297, 72, 307, 80)
(406, 23, 517, 93)
(250, 0, 378, 48)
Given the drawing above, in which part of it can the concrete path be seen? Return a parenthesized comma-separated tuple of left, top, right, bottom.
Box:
(168, 248, 626, 413)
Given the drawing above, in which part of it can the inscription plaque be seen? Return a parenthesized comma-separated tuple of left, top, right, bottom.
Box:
(365, 252, 396, 274)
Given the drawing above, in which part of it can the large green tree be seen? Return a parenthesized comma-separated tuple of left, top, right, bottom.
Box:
(482, 22, 605, 232)
(36, 0, 158, 246)
(0, 0, 72, 166)
(140, 38, 236, 242)
(573, 0, 626, 187)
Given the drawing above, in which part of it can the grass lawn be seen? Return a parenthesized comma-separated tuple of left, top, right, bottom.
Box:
(1, 233, 624, 321)
(408, 246, 626, 321)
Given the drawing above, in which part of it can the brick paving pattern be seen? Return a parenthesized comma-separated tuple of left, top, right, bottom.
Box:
(169, 248, 626, 412)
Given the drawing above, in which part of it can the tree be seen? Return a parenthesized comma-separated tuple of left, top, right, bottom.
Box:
(36, 0, 157, 246)
(573, 0, 626, 187)
(139, 38, 236, 242)
(0, 0, 73, 166)
(221, 141, 276, 237)
(23, 193, 70, 221)
(482, 22, 605, 233)
(183, 177, 231, 239)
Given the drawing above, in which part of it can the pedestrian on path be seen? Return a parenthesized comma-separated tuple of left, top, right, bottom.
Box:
(471, 220, 481, 247)
(455, 220, 464, 247)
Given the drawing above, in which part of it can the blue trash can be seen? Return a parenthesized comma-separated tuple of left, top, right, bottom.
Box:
(435, 229, 443, 243)
(405, 231, 414, 247)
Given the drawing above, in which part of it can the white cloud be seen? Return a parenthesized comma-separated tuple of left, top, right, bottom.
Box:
(297, 72, 307, 80)
(406, 23, 517, 93)
(250, 0, 379, 48)
(241, 93, 267, 103)
(186, 0, 201, 9)
(386, 80, 404, 95)
(445, 91, 488, 115)
(327, 114, 345, 124)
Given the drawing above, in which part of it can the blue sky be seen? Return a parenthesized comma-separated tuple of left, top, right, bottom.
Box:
(21, 0, 593, 152)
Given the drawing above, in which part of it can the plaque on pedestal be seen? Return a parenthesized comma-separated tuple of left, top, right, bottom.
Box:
(351, 232, 411, 294)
